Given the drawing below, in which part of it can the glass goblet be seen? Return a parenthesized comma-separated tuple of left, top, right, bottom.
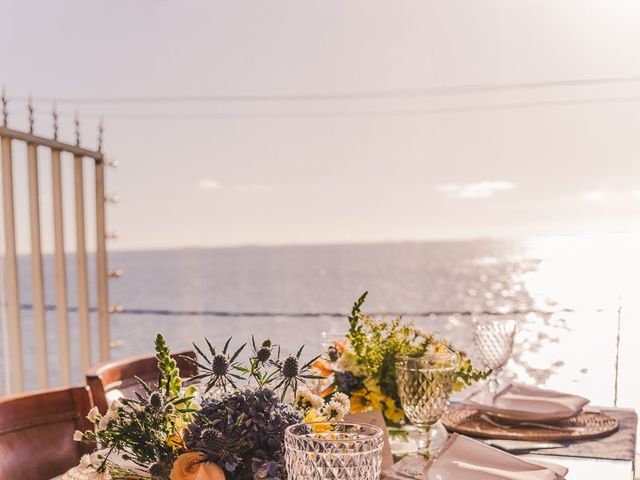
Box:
(472, 317, 517, 393)
(395, 351, 458, 459)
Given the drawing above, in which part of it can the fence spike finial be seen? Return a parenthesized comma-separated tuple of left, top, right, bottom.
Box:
(74, 111, 81, 146)
(97, 117, 104, 153)
(52, 102, 59, 140)
(1, 85, 7, 127)
(27, 93, 34, 134)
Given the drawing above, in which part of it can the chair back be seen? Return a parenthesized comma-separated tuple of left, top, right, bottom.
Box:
(86, 350, 197, 412)
(0, 386, 94, 480)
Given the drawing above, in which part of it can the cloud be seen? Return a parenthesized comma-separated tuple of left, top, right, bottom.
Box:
(579, 189, 640, 202)
(579, 190, 607, 201)
(197, 179, 271, 193)
(234, 184, 271, 193)
(198, 179, 222, 190)
(437, 181, 516, 199)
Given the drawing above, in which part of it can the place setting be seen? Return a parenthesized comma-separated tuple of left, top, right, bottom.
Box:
(382, 316, 624, 480)
(442, 318, 618, 444)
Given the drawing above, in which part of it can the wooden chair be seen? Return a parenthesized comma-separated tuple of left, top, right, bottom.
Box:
(0, 386, 94, 480)
(86, 350, 197, 412)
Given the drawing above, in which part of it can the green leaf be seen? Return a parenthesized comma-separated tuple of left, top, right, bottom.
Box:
(222, 337, 232, 355)
(192, 342, 210, 365)
(229, 343, 246, 363)
(205, 338, 217, 357)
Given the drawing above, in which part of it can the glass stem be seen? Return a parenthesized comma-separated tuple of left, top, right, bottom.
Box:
(416, 425, 432, 457)
(488, 366, 502, 393)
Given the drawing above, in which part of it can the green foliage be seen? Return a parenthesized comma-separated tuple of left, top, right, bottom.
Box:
(79, 334, 322, 480)
(346, 293, 490, 407)
(155, 333, 182, 398)
(454, 356, 492, 389)
(85, 388, 194, 477)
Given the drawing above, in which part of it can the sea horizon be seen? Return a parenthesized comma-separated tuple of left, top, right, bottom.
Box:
(4, 234, 639, 412)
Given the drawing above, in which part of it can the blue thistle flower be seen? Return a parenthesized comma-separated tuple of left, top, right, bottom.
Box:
(185, 388, 302, 480)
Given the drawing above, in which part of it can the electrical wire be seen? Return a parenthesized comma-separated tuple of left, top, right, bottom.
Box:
(9, 75, 640, 104)
(10, 94, 640, 121)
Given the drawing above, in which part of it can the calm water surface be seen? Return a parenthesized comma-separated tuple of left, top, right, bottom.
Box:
(4, 234, 640, 410)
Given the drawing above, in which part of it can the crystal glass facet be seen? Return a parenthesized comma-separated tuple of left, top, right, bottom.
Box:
(285, 422, 383, 480)
(473, 318, 517, 392)
(395, 351, 458, 457)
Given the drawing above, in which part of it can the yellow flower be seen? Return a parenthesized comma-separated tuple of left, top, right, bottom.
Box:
(349, 389, 372, 414)
(383, 397, 405, 424)
(175, 417, 187, 430)
(303, 408, 320, 423)
(304, 408, 332, 433)
(167, 417, 187, 451)
(167, 433, 185, 450)
(170, 452, 225, 480)
(363, 379, 385, 411)
(433, 342, 451, 354)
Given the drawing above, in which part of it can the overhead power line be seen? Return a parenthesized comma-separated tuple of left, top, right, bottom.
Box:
(10, 75, 640, 104)
(15, 94, 640, 120)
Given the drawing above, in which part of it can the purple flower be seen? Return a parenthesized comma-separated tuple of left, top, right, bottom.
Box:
(334, 371, 364, 393)
(185, 388, 302, 480)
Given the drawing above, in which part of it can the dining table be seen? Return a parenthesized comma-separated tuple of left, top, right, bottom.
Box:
(380, 393, 638, 480)
(520, 454, 634, 480)
(439, 402, 638, 480)
(57, 406, 637, 480)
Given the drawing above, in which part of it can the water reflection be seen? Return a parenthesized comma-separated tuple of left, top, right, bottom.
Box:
(4, 234, 639, 411)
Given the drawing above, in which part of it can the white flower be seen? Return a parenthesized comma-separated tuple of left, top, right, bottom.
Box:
(295, 388, 324, 411)
(105, 408, 119, 421)
(73, 430, 85, 442)
(79, 454, 92, 470)
(97, 415, 110, 431)
(335, 351, 357, 373)
(322, 400, 349, 422)
(332, 392, 350, 410)
(108, 399, 123, 411)
(86, 406, 100, 424)
(309, 395, 324, 410)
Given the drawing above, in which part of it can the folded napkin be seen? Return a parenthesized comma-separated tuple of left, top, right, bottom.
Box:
(426, 434, 567, 480)
(466, 384, 589, 421)
(384, 434, 567, 479)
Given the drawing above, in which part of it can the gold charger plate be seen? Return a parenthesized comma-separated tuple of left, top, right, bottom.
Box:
(442, 406, 619, 442)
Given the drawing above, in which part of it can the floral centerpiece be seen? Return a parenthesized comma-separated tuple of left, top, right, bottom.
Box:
(313, 292, 490, 424)
(73, 335, 346, 480)
(72, 293, 487, 479)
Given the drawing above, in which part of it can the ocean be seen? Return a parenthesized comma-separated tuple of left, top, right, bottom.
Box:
(4, 235, 640, 409)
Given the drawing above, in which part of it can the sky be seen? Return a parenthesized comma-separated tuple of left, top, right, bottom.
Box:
(2, 0, 640, 251)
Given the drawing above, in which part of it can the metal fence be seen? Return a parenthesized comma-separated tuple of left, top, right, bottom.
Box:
(0, 90, 114, 394)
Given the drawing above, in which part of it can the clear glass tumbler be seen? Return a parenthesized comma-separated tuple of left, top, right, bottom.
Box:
(472, 317, 517, 392)
(285, 422, 384, 480)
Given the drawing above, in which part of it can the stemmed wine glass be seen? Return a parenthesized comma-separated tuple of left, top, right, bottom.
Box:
(472, 317, 517, 393)
(395, 351, 458, 459)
